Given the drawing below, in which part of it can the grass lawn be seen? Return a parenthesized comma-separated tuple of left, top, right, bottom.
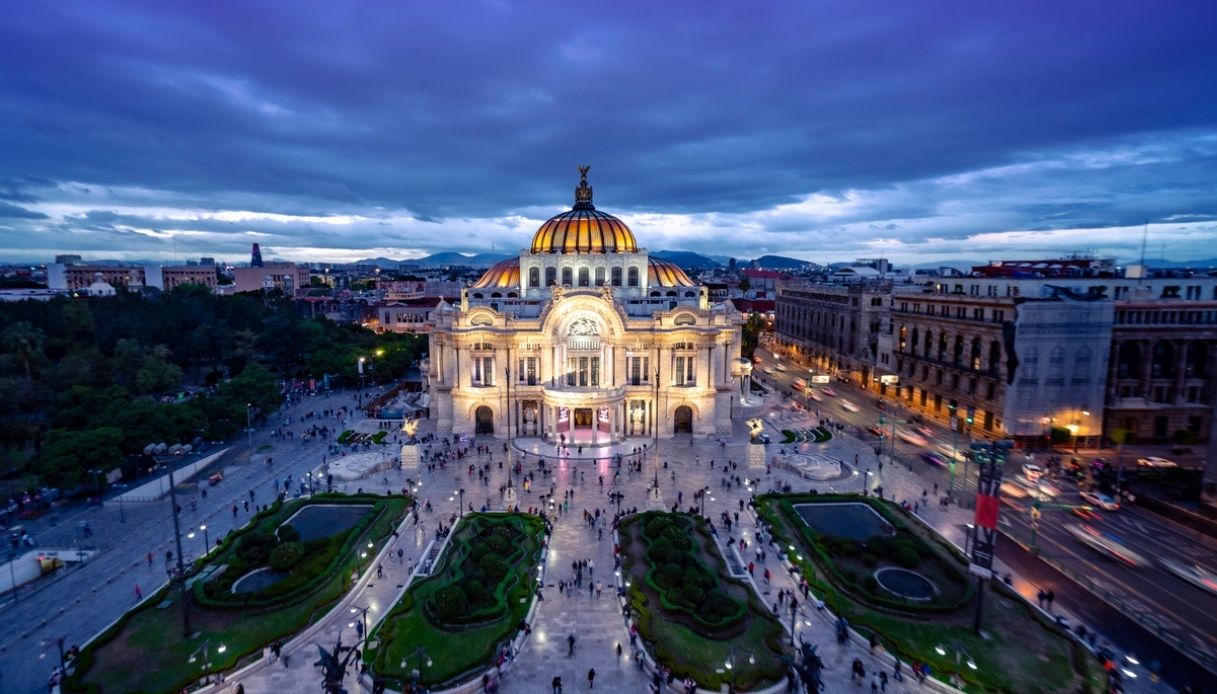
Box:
(368, 512, 546, 689)
(757, 493, 1102, 693)
(66, 494, 411, 694)
(620, 512, 788, 691)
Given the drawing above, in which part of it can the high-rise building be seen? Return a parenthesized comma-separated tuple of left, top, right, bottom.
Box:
(250, 243, 264, 268)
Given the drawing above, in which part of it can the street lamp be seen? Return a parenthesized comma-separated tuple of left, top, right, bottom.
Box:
(935, 642, 978, 678)
(188, 639, 227, 683)
(246, 402, 254, 461)
(458, 487, 466, 516)
(358, 357, 367, 391)
(402, 645, 432, 686)
(349, 604, 371, 645)
(200, 524, 210, 554)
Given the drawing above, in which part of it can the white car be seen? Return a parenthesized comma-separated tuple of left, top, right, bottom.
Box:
(1136, 456, 1178, 469)
(839, 400, 859, 413)
(1021, 463, 1044, 483)
(897, 431, 928, 447)
(1000, 482, 1029, 499)
(1080, 490, 1119, 511)
(1023, 479, 1062, 498)
(937, 444, 968, 463)
(1159, 558, 1217, 595)
(775, 364, 787, 372)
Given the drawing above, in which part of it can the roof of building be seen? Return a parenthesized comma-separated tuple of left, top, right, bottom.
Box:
(648, 258, 697, 287)
(470, 258, 521, 289)
(529, 168, 638, 254)
(743, 269, 782, 279)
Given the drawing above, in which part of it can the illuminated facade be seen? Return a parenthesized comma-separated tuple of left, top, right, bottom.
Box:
(427, 168, 747, 442)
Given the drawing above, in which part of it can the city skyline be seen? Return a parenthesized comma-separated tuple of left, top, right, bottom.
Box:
(2, 2, 1216, 265)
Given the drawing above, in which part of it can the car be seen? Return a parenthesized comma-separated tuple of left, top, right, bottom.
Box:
(1023, 479, 1062, 498)
(822, 387, 837, 397)
(897, 431, 928, 447)
(1136, 456, 1178, 469)
(775, 364, 787, 372)
(1065, 524, 1147, 567)
(1159, 558, 1217, 595)
(914, 425, 934, 438)
(839, 400, 858, 413)
(807, 390, 823, 402)
(936, 444, 968, 463)
(867, 425, 885, 437)
(1071, 506, 1102, 522)
(1079, 490, 1119, 511)
(1022, 463, 1044, 483)
(922, 451, 947, 468)
(1000, 482, 1029, 498)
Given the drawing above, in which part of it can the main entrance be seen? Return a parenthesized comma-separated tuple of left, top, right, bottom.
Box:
(573, 408, 594, 429)
(475, 406, 494, 435)
(674, 405, 693, 434)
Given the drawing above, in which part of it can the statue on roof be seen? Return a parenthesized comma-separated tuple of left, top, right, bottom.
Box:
(574, 165, 594, 209)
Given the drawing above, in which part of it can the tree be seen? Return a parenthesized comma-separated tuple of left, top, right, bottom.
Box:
(40, 427, 124, 487)
(2, 321, 45, 385)
(135, 346, 184, 395)
(741, 313, 767, 359)
(738, 276, 751, 293)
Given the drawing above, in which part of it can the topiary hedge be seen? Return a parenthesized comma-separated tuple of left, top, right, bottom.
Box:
(636, 513, 746, 630)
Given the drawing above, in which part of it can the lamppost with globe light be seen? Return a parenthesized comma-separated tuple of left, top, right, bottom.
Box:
(349, 604, 371, 645)
(188, 639, 227, 684)
(935, 641, 978, 680)
(200, 524, 210, 554)
(402, 645, 432, 686)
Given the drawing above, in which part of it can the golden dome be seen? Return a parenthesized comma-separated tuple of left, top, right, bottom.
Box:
(647, 258, 697, 287)
(471, 258, 520, 289)
(530, 166, 638, 254)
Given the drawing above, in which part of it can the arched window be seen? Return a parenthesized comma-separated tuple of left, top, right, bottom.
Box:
(911, 328, 919, 354)
(578, 267, 590, 287)
(684, 291, 695, 297)
(627, 267, 639, 287)
(898, 325, 907, 352)
(970, 337, 982, 370)
(952, 335, 964, 364)
(1047, 347, 1065, 385)
(545, 267, 557, 287)
(937, 333, 947, 361)
(594, 267, 605, 286)
(989, 340, 1001, 372)
(923, 330, 932, 358)
(528, 267, 539, 288)
(561, 267, 573, 286)
(611, 267, 623, 286)
(1022, 347, 1039, 381)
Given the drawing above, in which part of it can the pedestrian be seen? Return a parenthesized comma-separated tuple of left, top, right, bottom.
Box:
(397, 548, 404, 563)
(134, 584, 142, 601)
(236, 685, 244, 694)
(616, 643, 623, 659)
(568, 633, 576, 656)
(588, 667, 596, 689)
(879, 671, 888, 691)
(552, 675, 563, 694)
(377, 563, 383, 579)
(146, 552, 153, 568)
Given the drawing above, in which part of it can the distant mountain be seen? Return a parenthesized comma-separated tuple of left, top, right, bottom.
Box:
(355, 252, 511, 268)
(652, 250, 722, 270)
(750, 255, 817, 270)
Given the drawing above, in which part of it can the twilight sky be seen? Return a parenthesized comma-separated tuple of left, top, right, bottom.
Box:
(2, 1, 1216, 266)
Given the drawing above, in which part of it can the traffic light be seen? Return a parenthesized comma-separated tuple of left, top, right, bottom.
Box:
(965, 405, 975, 426)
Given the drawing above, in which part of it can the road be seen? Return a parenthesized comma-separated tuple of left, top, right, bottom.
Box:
(754, 346, 1217, 678)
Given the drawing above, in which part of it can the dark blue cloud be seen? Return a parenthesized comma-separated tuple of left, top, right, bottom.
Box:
(0, 0, 1215, 262)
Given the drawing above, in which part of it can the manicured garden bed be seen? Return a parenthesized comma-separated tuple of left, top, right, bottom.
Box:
(780, 427, 833, 444)
(367, 512, 546, 689)
(619, 512, 788, 691)
(65, 493, 411, 694)
(756, 493, 1100, 693)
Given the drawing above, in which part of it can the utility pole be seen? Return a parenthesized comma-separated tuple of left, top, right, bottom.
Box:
(947, 404, 959, 493)
(167, 462, 192, 636)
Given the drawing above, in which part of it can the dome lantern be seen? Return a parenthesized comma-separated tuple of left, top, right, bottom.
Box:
(530, 166, 638, 254)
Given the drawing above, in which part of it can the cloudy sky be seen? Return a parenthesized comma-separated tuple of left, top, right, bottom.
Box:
(2, 0, 1216, 266)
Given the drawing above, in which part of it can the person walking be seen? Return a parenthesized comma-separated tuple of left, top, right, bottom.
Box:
(552, 675, 563, 694)
(134, 584, 142, 601)
(377, 563, 383, 579)
(568, 633, 576, 656)
(587, 667, 596, 689)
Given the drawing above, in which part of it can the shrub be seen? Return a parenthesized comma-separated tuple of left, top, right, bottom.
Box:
(432, 585, 469, 621)
(277, 524, 301, 543)
(837, 540, 861, 559)
(478, 553, 508, 583)
(464, 579, 486, 603)
(269, 541, 306, 571)
(649, 537, 673, 562)
(237, 532, 276, 563)
(682, 583, 705, 607)
(894, 545, 920, 569)
(661, 562, 683, 587)
(484, 534, 510, 556)
(864, 575, 880, 594)
(646, 516, 674, 539)
(861, 553, 879, 567)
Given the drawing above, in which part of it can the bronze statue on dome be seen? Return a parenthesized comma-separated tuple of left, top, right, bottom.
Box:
(574, 165, 594, 208)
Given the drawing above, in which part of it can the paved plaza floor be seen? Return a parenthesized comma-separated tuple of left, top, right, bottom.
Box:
(0, 385, 1127, 693)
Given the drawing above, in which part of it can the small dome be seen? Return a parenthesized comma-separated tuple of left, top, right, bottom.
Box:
(530, 166, 638, 254)
(647, 258, 697, 287)
(471, 259, 520, 289)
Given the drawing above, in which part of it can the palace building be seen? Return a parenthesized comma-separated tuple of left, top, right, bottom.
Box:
(427, 168, 748, 443)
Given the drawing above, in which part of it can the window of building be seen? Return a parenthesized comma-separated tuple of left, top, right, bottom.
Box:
(986, 381, 996, 399)
(545, 267, 557, 287)
(566, 356, 600, 387)
(627, 267, 639, 287)
(518, 357, 538, 385)
(595, 267, 605, 286)
(472, 356, 494, 386)
(673, 355, 695, 386)
(627, 356, 650, 385)
(578, 267, 590, 287)
(528, 267, 539, 288)
(611, 266, 623, 286)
